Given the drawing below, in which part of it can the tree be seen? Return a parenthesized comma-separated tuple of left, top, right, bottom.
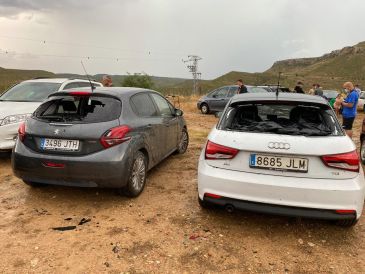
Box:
(121, 73, 154, 89)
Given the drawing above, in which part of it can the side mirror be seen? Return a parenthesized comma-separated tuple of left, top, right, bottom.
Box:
(212, 94, 217, 98)
(215, 112, 223, 118)
(175, 109, 183, 117)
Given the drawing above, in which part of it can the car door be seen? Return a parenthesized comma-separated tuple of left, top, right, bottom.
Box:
(209, 86, 230, 111)
(129, 92, 164, 166)
(150, 93, 179, 156)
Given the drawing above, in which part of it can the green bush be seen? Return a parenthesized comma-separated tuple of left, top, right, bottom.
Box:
(121, 73, 154, 89)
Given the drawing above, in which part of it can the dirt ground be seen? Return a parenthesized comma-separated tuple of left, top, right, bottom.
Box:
(1, 97, 365, 273)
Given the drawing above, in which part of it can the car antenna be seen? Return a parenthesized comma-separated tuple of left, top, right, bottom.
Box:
(276, 71, 282, 98)
(81, 61, 95, 92)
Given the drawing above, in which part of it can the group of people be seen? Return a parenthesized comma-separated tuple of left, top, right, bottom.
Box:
(235, 79, 361, 139)
(293, 81, 360, 138)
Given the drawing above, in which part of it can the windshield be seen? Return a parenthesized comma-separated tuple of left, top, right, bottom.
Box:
(218, 102, 343, 136)
(0, 82, 62, 102)
(34, 95, 121, 123)
(247, 87, 268, 93)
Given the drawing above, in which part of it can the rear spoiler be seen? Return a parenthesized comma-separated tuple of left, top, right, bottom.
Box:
(48, 91, 121, 101)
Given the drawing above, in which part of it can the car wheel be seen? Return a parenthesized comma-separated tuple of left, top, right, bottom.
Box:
(22, 180, 46, 187)
(200, 103, 209, 114)
(176, 128, 189, 154)
(335, 218, 358, 227)
(123, 151, 147, 197)
(360, 139, 365, 164)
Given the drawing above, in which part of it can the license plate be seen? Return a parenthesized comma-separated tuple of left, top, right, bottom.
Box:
(41, 138, 79, 151)
(250, 154, 308, 173)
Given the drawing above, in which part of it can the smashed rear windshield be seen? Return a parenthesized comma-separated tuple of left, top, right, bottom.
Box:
(218, 102, 343, 136)
(34, 95, 121, 123)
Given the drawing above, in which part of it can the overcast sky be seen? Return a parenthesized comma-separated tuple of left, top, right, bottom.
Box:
(0, 0, 365, 79)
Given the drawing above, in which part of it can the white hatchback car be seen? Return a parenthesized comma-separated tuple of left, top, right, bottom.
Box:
(0, 78, 102, 151)
(198, 93, 365, 226)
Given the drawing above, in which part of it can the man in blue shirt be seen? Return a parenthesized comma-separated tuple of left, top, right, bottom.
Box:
(341, 82, 359, 138)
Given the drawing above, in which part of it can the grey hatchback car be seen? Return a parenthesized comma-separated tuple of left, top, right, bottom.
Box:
(12, 87, 189, 197)
(197, 85, 268, 114)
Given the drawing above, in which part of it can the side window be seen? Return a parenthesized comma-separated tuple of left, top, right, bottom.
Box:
(214, 87, 229, 98)
(228, 86, 238, 97)
(63, 82, 80, 90)
(77, 82, 93, 88)
(130, 93, 158, 117)
(150, 94, 173, 117)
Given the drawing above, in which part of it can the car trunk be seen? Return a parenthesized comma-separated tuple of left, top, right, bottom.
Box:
(23, 93, 122, 156)
(207, 101, 358, 180)
(206, 130, 357, 180)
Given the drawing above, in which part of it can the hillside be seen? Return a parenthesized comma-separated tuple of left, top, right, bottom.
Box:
(170, 41, 365, 94)
(0, 68, 188, 94)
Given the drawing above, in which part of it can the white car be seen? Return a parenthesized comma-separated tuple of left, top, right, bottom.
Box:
(358, 91, 365, 111)
(198, 93, 365, 226)
(0, 78, 102, 151)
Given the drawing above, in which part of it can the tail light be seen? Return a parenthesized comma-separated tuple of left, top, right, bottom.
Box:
(205, 140, 238, 160)
(321, 150, 359, 172)
(18, 122, 26, 142)
(100, 125, 131, 148)
(335, 209, 356, 215)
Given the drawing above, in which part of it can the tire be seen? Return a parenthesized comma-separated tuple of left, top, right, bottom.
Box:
(122, 151, 147, 197)
(22, 180, 46, 187)
(335, 218, 358, 227)
(176, 128, 189, 154)
(360, 139, 365, 164)
(200, 103, 209, 114)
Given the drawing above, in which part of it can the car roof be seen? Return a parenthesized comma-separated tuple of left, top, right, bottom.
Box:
(51, 87, 160, 99)
(231, 92, 328, 105)
(24, 78, 99, 84)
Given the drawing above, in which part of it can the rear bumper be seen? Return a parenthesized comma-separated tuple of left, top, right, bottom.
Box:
(203, 195, 356, 220)
(12, 140, 133, 188)
(198, 159, 365, 220)
(197, 101, 202, 109)
(0, 123, 19, 150)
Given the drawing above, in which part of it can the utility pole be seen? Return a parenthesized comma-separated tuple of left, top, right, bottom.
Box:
(183, 55, 202, 94)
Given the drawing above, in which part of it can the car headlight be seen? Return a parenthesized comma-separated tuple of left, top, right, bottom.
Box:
(0, 113, 32, 126)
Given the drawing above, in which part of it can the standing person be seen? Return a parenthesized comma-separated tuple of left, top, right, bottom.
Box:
(341, 82, 359, 138)
(236, 79, 248, 94)
(314, 84, 323, 97)
(102, 75, 113, 87)
(355, 84, 361, 96)
(294, 81, 305, 93)
(333, 93, 343, 116)
(308, 84, 316, 95)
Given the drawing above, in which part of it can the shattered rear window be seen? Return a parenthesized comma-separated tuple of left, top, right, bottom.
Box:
(218, 102, 343, 136)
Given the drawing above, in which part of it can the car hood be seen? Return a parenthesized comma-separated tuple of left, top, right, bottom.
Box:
(0, 101, 41, 119)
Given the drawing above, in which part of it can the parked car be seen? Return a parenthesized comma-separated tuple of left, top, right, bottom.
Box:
(258, 85, 292, 93)
(197, 85, 268, 114)
(358, 91, 365, 111)
(0, 78, 102, 151)
(322, 90, 339, 102)
(12, 87, 188, 197)
(198, 92, 364, 226)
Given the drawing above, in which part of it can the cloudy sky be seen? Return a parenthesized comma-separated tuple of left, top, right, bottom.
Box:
(0, 0, 365, 79)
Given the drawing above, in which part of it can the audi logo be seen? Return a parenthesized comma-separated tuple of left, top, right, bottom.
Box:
(268, 142, 290, 150)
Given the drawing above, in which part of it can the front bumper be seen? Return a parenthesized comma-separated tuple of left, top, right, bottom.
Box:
(0, 122, 19, 150)
(12, 140, 133, 188)
(198, 160, 365, 220)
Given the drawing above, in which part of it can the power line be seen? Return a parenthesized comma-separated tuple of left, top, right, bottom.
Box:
(183, 55, 202, 94)
(0, 35, 187, 57)
(0, 48, 179, 62)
